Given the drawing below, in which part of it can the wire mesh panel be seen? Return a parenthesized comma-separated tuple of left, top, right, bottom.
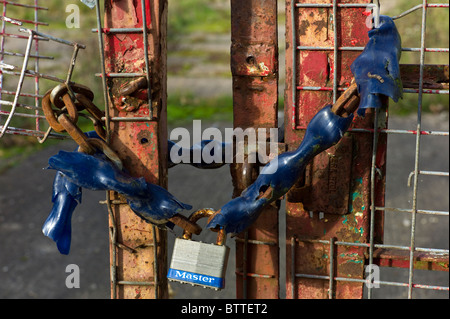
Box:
(0, 0, 49, 139)
(285, 0, 448, 299)
(0, 0, 88, 143)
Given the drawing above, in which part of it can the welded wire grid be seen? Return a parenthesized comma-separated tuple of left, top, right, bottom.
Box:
(92, 0, 159, 299)
(0, 0, 85, 142)
(291, 0, 449, 299)
(0, 0, 47, 139)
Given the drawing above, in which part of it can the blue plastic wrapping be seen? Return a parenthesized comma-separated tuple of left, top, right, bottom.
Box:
(207, 105, 354, 234)
(42, 171, 81, 255)
(351, 15, 403, 116)
(47, 151, 192, 224)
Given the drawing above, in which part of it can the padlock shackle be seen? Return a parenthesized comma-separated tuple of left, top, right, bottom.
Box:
(182, 209, 226, 246)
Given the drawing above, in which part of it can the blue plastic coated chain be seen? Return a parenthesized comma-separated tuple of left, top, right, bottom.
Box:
(351, 15, 403, 116)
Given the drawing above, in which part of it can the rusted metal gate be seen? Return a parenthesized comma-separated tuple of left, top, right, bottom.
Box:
(284, 0, 449, 299)
(1, 0, 448, 299)
(93, 0, 168, 299)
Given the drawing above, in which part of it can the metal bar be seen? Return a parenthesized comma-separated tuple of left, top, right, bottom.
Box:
(296, 86, 449, 95)
(368, 108, 380, 299)
(92, 27, 146, 34)
(94, 0, 110, 139)
(295, 236, 448, 255)
(291, 236, 296, 299)
(297, 45, 449, 52)
(295, 3, 378, 8)
(33, 0, 41, 137)
(140, 0, 153, 120)
(0, 0, 47, 10)
(408, 170, 449, 187)
(231, 0, 280, 299)
(1, 50, 53, 59)
(0, 31, 49, 40)
(0, 89, 43, 98)
(294, 125, 449, 136)
(0, 110, 45, 119)
(408, 0, 428, 299)
(4, 16, 47, 26)
(332, 0, 337, 104)
(290, 0, 296, 130)
(101, 0, 168, 299)
(392, 3, 449, 20)
(375, 206, 449, 217)
(0, 125, 66, 139)
(2, 68, 69, 83)
(294, 273, 449, 291)
(328, 238, 335, 299)
(30, 29, 85, 48)
(95, 72, 147, 78)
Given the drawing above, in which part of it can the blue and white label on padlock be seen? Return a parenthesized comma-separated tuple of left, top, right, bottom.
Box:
(167, 269, 225, 290)
(167, 238, 230, 290)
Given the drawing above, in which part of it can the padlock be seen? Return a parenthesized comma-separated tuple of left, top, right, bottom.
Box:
(167, 209, 230, 290)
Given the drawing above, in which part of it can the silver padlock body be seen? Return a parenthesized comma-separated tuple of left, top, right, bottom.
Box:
(167, 238, 230, 290)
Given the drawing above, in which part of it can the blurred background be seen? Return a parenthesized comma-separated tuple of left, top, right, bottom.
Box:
(0, 0, 448, 299)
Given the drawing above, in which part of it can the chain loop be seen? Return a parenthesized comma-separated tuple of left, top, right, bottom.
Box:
(42, 90, 79, 133)
(50, 83, 94, 109)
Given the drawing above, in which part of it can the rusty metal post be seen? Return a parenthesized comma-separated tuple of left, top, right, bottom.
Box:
(100, 0, 168, 299)
(230, 0, 280, 299)
(284, 0, 387, 299)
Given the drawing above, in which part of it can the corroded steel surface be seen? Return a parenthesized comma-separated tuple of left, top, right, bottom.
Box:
(231, 0, 280, 299)
(104, 0, 168, 299)
(285, 0, 387, 299)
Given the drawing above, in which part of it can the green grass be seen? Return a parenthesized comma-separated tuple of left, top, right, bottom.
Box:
(387, 0, 449, 116)
(168, 0, 230, 40)
(167, 94, 233, 125)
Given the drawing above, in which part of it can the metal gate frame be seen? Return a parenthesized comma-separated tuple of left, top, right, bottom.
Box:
(1, 0, 448, 300)
(285, 0, 449, 299)
(93, 0, 168, 299)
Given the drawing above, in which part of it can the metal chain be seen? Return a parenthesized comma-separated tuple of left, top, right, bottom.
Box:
(42, 83, 107, 153)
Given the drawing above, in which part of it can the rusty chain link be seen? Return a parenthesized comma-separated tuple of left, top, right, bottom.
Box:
(42, 82, 204, 235)
(42, 83, 107, 149)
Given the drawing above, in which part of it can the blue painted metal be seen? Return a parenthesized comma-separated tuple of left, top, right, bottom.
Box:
(207, 105, 354, 234)
(351, 15, 403, 116)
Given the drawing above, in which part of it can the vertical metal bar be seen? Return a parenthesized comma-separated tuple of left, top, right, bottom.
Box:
(328, 237, 335, 299)
(0, 1, 8, 109)
(95, 0, 111, 140)
(291, 0, 297, 130)
(368, 108, 380, 299)
(94, 0, 117, 298)
(408, 0, 428, 299)
(152, 225, 158, 299)
(332, 0, 338, 104)
(231, 0, 280, 299)
(101, 0, 168, 299)
(242, 231, 249, 299)
(291, 236, 296, 299)
(34, 0, 40, 135)
(140, 0, 153, 120)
